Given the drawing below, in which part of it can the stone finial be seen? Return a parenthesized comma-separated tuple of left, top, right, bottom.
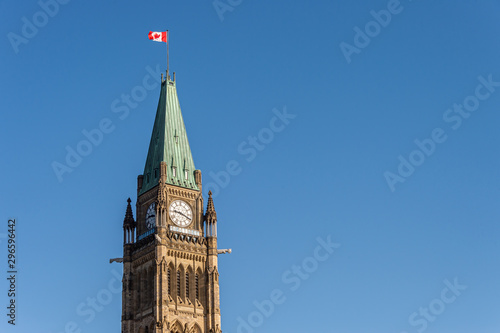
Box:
(123, 198, 135, 227)
(205, 191, 217, 222)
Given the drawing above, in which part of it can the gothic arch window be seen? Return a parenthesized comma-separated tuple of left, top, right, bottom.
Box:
(185, 271, 190, 300)
(195, 273, 199, 300)
(140, 266, 153, 309)
(196, 267, 204, 305)
(141, 269, 147, 308)
(147, 267, 153, 306)
(167, 267, 171, 296)
(176, 270, 181, 298)
(150, 267, 154, 306)
(170, 320, 183, 333)
(141, 270, 147, 309)
(136, 272, 141, 309)
(167, 263, 175, 298)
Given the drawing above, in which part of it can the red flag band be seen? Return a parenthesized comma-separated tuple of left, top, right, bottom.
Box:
(148, 31, 167, 43)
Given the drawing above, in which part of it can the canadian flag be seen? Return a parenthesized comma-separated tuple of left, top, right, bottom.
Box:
(148, 31, 167, 43)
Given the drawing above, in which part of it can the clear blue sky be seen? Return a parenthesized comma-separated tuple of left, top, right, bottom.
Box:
(1, 0, 500, 332)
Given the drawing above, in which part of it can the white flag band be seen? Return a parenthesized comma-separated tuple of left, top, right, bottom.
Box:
(148, 31, 167, 43)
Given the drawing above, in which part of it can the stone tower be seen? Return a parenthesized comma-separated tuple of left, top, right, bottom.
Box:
(120, 72, 225, 333)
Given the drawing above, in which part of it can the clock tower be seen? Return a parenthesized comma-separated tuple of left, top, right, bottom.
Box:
(119, 72, 226, 333)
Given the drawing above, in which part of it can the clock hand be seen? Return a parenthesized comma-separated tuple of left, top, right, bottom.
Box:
(174, 210, 191, 220)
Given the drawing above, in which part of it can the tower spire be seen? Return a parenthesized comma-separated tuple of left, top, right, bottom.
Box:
(139, 76, 199, 195)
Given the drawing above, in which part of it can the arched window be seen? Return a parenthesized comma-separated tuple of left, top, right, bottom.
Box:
(148, 268, 154, 306)
(177, 270, 181, 297)
(167, 268, 171, 296)
(136, 272, 141, 309)
(171, 321, 183, 333)
(144, 269, 149, 307)
(195, 273, 199, 300)
(185, 272, 190, 299)
(141, 271, 147, 308)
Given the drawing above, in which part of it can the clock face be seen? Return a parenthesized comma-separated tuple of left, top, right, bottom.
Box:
(169, 200, 193, 227)
(145, 202, 156, 229)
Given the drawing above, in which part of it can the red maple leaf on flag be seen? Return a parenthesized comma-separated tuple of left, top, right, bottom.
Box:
(148, 31, 167, 43)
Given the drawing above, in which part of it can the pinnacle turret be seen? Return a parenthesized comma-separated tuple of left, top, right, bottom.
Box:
(123, 198, 136, 244)
(205, 191, 217, 223)
(205, 191, 218, 238)
(123, 198, 135, 227)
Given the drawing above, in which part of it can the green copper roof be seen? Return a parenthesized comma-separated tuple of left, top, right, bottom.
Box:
(139, 78, 198, 195)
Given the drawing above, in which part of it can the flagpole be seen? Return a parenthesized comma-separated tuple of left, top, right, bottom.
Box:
(166, 30, 169, 79)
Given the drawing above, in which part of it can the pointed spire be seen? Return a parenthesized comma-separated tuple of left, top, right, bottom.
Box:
(139, 77, 198, 194)
(205, 191, 217, 223)
(123, 198, 135, 227)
